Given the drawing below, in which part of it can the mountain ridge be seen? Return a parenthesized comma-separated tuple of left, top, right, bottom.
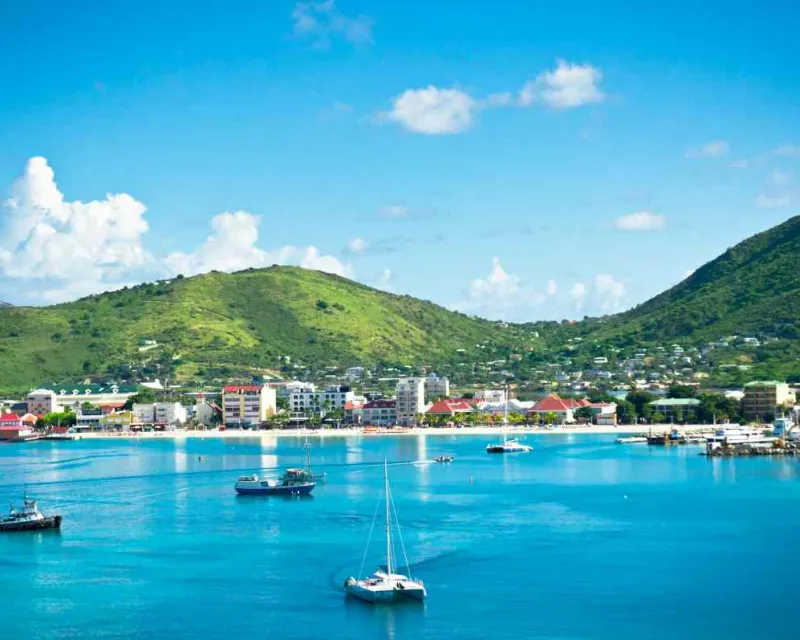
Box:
(0, 216, 798, 392)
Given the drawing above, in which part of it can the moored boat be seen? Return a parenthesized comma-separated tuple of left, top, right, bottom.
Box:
(0, 497, 62, 532)
(616, 436, 648, 443)
(486, 386, 532, 453)
(344, 459, 426, 604)
(234, 468, 316, 496)
(434, 455, 454, 463)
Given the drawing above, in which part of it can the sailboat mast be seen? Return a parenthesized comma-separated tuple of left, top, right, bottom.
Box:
(384, 458, 393, 579)
(503, 385, 509, 443)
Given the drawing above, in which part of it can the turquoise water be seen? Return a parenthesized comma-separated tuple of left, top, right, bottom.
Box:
(1, 434, 798, 639)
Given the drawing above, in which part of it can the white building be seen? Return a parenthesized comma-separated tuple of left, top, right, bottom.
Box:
(155, 402, 187, 427)
(193, 396, 218, 427)
(27, 389, 62, 415)
(396, 377, 426, 426)
(345, 367, 369, 381)
(289, 385, 354, 414)
(275, 380, 316, 399)
(424, 374, 450, 400)
(474, 389, 507, 404)
(222, 385, 277, 427)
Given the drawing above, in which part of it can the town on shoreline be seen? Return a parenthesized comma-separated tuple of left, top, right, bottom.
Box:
(1, 372, 797, 443)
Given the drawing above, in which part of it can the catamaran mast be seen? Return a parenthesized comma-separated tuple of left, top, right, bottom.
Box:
(384, 458, 393, 580)
(503, 385, 509, 443)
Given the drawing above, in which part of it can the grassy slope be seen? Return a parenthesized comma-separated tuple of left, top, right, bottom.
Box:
(0, 266, 533, 391)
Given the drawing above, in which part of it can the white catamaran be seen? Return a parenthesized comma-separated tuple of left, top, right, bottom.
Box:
(486, 388, 532, 453)
(344, 460, 427, 603)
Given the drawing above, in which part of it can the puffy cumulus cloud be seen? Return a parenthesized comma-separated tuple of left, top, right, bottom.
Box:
(291, 1, 373, 48)
(614, 211, 666, 231)
(0, 157, 152, 302)
(469, 257, 521, 300)
(519, 60, 605, 108)
(379, 86, 478, 135)
(593, 274, 627, 313)
(569, 282, 588, 310)
(345, 236, 368, 254)
(379, 60, 604, 135)
(0, 157, 352, 304)
(546, 280, 558, 296)
(685, 140, 729, 158)
(166, 212, 350, 278)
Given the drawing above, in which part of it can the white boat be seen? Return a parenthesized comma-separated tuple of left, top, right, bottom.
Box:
(772, 417, 798, 441)
(486, 387, 532, 453)
(616, 436, 648, 444)
(344, 460, 426, 603)
(706, 425, 774, 450)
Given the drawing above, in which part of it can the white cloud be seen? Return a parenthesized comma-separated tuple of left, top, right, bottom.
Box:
(686, 140, 729, 158)
(166, 212, 350, 278)
(469, 257, 520, 300)
(0, 157, 353, 303)
(0, 157, 152, 302)
(379, 86, 478, 135)
(378, 268, 393, 291)
(519, 60, 605, 109)
(756, 194, 792, 208)
(729, 159, 749, 168)
(570, 282, 588, 310)
(377, 205, 409, 219)
(773, 144, 800, 158)
(345, 236, 368, 254)
(593, 274, 627, 313)
(546, 280, 558, 296)
(614, 211, 666, 231)
(769, 167, 793, 186)
(291, 1, 373, 48)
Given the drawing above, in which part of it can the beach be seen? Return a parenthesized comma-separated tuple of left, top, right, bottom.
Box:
(75, 423, 717, 440)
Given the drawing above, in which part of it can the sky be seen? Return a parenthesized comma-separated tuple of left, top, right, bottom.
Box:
(0, 0, 798, 320)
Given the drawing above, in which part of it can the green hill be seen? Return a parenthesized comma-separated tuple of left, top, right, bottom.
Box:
(0, 266, 539, 393)
(0, 216, 798, 393)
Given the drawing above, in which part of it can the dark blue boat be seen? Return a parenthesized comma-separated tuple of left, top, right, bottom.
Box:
(234, 469, 316, 496)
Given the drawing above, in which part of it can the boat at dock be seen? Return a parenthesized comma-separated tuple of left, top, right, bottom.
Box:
(434, 455, 454, 463)
(1, 496, 62, 532)
(616, 436, 648, 443)
(234, 468, 316, 496)
(344, 460, 426, 604)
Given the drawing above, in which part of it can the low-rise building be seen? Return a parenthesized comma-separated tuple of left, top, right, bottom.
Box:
(425, 399, 473, 418)
(529, 394, 576, 423)
(362, 400, 396, 426)
(648, 398, 701, 421)
(474, 389, 507, 404)
(27, 389, 62, 415)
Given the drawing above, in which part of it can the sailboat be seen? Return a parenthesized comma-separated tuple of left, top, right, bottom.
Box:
(486, 388, 532, 453)
(344, 460, 427, 603)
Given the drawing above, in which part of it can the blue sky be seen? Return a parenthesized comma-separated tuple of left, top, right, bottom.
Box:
(0, 0, 798, 319)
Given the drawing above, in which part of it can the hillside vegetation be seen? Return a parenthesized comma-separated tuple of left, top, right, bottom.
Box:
(1, 216, 798, 392)
(0, 267, 539, 392)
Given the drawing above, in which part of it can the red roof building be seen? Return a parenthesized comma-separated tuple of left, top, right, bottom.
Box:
(0, 413, 22, 427)
(426, 399, 474, 416)
(528, 394, 576, 423)
(223, 385, 263, 393)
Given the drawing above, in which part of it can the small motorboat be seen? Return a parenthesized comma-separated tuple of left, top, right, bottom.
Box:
(434, 455, 454, 463)
(234, 468, 316, 496)
(0, 497, 62, 532)
(486, 438, 533, 453)
(616, 436, 648, 444)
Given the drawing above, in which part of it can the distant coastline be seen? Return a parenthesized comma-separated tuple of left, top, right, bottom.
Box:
(75, 424, 717, 440)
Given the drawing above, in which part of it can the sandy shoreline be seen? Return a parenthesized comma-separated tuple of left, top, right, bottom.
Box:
(75, 424, 716, 440)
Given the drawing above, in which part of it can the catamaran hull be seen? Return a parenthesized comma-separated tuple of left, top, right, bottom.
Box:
(345, 585, 426, 603)
(235, 483, 315, 496)
(0, 515, 62, 532)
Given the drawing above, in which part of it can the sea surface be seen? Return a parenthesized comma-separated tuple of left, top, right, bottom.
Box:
(1, 433, 798, 639)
